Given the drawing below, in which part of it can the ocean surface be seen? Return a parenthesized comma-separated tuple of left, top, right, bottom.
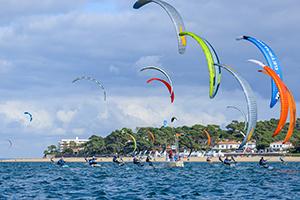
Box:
(0, 162, 299, 199)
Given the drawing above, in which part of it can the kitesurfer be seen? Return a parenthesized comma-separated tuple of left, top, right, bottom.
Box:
(133, 156, 143, 167)
(113, 153, 124, 166)
(279, 157, 286, 164)
(259, 157, 269, 168)
(146, 155, 154, 167)
(168, 150, 174, 161)
(85, 156, 98, 167)
(219, 156, 236, 166)
(51, 157, 66, 167)
(206, 156, 212, 162)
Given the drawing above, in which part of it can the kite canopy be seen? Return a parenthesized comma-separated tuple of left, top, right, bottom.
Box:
(227, 105, 248, 131)
(250, 59, 296, 143)
(140, 66, 173, 93)
(7, 139, 12, 148)
(249, 59, 288, 137)
(204, 130, 211, 147)
(133, 0, 186, 54)
(72, 76, 106, 101)
(147, 78, 174, 103)
(171, 116, 177, 123)
(284, 88, 296, 143)
(180, 31, 221, 98)
(24, 112, 33, 122)
(147, 131, 155, 143)
(121, 130, 137, 154)
(163, 120, 168, 127)
(237, 36, 283, 108)
(141, 66, 175, 103)
(215, 64, 257, 149)
(127, 133, 137, 153)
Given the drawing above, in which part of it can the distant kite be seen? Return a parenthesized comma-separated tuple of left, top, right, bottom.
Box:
(72, 76, 106, 101)
(24, 112, 33, 122)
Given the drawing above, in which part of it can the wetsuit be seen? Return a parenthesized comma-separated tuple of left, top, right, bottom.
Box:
(206, 157, 212, 162)
(223, 158, 231, 166)
(146, 156, 153, 167)
(88, 158, 97, 166)
(133, 157, 143, 167)
(219, 157, 235, 166)
(279, 157, 286, 164)
(113, 155, 124, 165)
(57, 159, 65, 167)
(259, 158, 268, 168)
(168, 150, 173, 161)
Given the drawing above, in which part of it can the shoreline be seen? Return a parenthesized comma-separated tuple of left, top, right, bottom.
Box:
(1, 156, 300, 163)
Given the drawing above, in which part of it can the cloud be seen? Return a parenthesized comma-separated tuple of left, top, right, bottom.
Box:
(72, 128, 85, 135)
(0, 0, 298, 157)
(0, 101, 53, 130)
(109, 65, 120, 74)
(135, 55, 162, 68)
(56, 110, 77, 124)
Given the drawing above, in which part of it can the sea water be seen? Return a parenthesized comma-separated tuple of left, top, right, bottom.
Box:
(0, 162, 299, 199)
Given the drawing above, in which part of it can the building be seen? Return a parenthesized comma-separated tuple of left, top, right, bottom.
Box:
(243, 141, 257, 153)
(269, 141, 294, 152)
(59, 137, 89, 153)
(213, 140, 241, 151)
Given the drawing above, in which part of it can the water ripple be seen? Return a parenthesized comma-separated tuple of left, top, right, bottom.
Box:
(0, 162, 299, 199)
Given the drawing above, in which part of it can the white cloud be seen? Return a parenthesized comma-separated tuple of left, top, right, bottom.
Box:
(0, 101, 53, 129)
(109, 65, 120, 74)
(51, 128, 66, 136)
(56, 110, 77, 124)
(0, 0, 298, 158)
(135, 55, 162, 68)
(72, 128, 85, 135)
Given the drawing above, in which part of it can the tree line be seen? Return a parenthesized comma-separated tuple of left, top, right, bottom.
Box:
(44, 118, 300, 157)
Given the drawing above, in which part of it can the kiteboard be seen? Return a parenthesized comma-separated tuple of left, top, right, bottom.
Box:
(91, 164, 101, 168)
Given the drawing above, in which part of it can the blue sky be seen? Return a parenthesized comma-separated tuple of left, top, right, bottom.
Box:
(0, 0, 299, 158)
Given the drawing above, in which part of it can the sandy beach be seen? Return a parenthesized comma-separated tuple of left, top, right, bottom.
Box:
(1, 156, 300, 163)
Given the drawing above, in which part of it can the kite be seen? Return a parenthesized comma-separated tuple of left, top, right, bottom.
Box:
(133, 0, 186, 54)
(72, 76, 106, 101)
(237, 36, 283, 108)
(215, 64, 257, 149)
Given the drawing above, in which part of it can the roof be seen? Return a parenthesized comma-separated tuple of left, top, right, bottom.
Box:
(270, 141, 292, 145)
(216, 140, 241, 145)
(60, 137, 89, 143)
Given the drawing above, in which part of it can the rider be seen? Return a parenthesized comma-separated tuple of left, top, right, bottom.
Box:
(259, 157, 268, 167)
(113, 153, 124, 166)
(51, 157, 66, 167)
(168, 150, 174, 161)
(219, 156, 236, 166)
(86, 156, 98, 166)
(133, 156, 143, 167)
(146, 155, 154, 167)
(279, 156, 286, 164)
(206, 156, 212, 162)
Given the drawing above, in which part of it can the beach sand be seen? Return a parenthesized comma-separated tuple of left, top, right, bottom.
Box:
(1, 156, 300, 163)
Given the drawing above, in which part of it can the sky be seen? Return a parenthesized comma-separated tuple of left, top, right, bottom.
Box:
(0, 0, 299, 158)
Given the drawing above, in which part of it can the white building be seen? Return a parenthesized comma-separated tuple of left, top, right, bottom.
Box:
(246, 141, 256, 149)
(269, 141, 294, 152)
(213, 140, 241, 150)
(244, 141, 257, 153)
(59, 137, 89, 152)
